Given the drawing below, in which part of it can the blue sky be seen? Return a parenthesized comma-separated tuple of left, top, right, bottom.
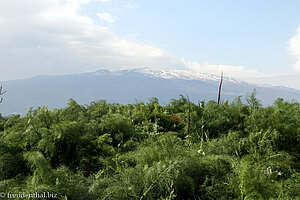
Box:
(85, 0, 300, 73)
(1, 0, 300, 89)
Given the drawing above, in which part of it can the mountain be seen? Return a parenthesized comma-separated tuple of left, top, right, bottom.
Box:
(1, 68, 300, 116)
(244, 73, 300, 91)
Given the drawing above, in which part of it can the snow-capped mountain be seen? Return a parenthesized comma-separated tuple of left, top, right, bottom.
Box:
(91, 68, 241, 83)
(129, 68, 242, 84)
(1, 68, 300, 116)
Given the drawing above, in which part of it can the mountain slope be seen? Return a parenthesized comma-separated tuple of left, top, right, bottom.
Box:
(1, 68, 300, 116)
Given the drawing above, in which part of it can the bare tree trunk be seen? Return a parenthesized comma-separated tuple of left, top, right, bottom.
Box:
(217, 71, 223, 105)
(0, 86, 6, 103)
(187, 95, 190, 136)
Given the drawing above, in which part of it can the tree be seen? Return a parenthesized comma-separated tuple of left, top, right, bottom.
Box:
(246, 89, 262, 110)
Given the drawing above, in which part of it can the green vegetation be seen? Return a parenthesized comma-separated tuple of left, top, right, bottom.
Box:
(0, 94, 299, 199)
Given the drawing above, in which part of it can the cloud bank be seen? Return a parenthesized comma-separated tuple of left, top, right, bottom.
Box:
(0, 0, 181, 80)
(97, 11, 117, 23)
(181, 59, 265, 79)
(288, 26, 300, 71)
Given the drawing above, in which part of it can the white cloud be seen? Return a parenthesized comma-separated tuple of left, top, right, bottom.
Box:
(181, 59, 265, 79)
(244, 72, 300, 90)
(288, 26, 300, 71)
(124, 2, 138, 9)
(97, 11, 117, 23)
(0, 0, 181, 81)
(181, 58, 300, 90)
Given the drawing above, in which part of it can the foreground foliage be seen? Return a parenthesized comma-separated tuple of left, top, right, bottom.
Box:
(0, 95, 299, 199)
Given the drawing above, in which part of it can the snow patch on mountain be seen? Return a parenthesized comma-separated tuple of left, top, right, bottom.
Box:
(91, 68, 243, 84)
(129, 68, 242, 84)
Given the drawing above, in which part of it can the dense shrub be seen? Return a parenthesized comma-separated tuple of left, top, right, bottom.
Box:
(0, 96, 299, 199)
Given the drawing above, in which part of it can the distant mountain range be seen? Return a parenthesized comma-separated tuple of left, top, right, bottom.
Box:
(1, 68, 300, 116)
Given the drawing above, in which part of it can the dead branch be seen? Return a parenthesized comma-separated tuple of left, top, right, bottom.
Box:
(217, 71, 223, 105)
(0, 86, 6, 103)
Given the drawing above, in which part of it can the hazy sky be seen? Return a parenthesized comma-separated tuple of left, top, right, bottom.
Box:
(1, 0, 300, 89)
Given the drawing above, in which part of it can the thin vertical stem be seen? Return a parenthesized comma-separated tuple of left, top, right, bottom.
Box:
(0, 86, 6, 103)
(217, 71, 223, 105)
(187, 95, 190, 136)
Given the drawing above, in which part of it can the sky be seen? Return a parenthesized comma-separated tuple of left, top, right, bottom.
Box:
(1, 0, 300, 89)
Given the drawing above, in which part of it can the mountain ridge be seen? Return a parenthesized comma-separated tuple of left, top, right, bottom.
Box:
(0, 68, 299, 116)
